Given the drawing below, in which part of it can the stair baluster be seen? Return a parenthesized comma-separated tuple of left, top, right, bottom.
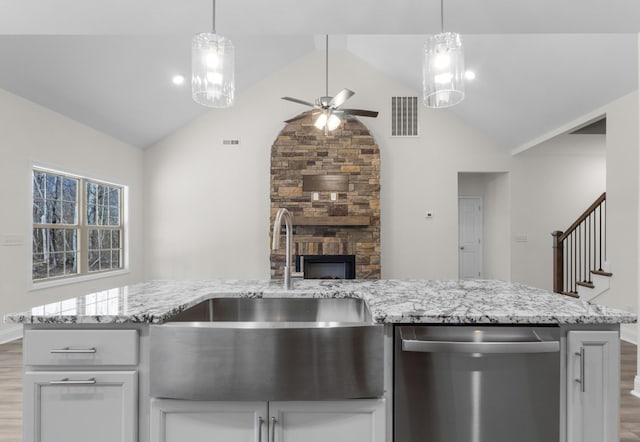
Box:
(552, 192, 608, 297)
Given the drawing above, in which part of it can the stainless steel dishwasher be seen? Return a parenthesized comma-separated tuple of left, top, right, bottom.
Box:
(394, 325, 561, 442)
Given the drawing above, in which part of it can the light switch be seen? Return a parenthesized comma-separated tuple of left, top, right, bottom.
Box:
(1, 234, 24, 246)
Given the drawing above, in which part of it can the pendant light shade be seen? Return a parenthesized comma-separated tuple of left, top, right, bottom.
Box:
(192, 1, 235, 108)
(423, 32, 464, 108)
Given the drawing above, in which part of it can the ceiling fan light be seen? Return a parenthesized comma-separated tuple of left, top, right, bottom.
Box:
(314, 113, 328, 130)
(192, 33, 235, 108)
(327, 113, 341, 131)
(423, 32, 465, 108)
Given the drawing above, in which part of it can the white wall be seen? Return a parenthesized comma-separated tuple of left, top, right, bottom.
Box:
(0, 89, 144, 336)
(143, 50, 512, 281)
(458, 172, 510, 280)
(510, 133, 606, 291)
(602, 91, 639, 315)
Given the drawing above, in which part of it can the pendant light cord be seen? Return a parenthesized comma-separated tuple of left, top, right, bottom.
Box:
(440, 0, 444, 33)
(325, 34, 329, 97)
(212, 0, 216, 34)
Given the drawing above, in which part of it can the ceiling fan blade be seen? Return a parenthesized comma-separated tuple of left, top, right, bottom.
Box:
(329, 89, 355, 108)
(281, 96, 315, 107)
(342, 109, 379, 118)
(284, 111, 313, 123)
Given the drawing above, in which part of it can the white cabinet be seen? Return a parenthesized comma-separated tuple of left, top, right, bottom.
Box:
(270, 400, 385, 442)
(566, 330, 619, 442)
(151, 399, 266, 442)
(24, 371, 137, 442)
(23, 328, 140, 442)
(150, 399, 385, 442)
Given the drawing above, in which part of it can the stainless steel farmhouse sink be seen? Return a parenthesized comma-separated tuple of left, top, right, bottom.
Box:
(150, 297, 383, 401)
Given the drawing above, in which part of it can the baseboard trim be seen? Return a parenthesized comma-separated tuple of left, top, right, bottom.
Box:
(632, 376, 640, 399)
(0, 325, 23, 344)
(620, 324, 637, 345)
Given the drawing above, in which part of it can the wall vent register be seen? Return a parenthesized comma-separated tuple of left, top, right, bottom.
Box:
(391, 96, 419, 137)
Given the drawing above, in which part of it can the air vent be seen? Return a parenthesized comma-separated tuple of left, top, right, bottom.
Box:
(222, 139, 240, 145)
(391, 96, 419, 137)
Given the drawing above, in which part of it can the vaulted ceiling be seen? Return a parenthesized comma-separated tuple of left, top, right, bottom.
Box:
(0, 0, 637, 150)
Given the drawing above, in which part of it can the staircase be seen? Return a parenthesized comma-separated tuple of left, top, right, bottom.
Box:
(552, 192, 612, 300)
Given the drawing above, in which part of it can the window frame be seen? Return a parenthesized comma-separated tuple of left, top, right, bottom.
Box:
(31, 166, 127, 288)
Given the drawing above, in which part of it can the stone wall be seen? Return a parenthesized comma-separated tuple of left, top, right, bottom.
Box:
(270, 113, 381, 279)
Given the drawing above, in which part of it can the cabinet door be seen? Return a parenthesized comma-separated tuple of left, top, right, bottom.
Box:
(150, 399, 267, 442)
(269, 399, 385, 442)
(23, 371, 137, 442)
(566, 330, 619, 442)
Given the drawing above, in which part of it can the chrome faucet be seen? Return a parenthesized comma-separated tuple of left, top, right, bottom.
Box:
(272, 208, 294, 289)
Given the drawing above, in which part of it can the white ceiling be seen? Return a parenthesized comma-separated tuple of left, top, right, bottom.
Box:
(0, 0, 638, 150)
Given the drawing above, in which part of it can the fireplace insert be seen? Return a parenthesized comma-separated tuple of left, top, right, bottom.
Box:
(295, 255, 356, 279)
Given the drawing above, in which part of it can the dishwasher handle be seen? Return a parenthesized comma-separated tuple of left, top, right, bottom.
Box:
(401, 338, 560, 354)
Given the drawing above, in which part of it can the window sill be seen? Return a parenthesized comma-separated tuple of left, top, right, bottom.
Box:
(29, 268, 130, 292)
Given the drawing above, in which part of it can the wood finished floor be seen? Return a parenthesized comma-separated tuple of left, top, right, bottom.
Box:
(0, 339, 638, 441)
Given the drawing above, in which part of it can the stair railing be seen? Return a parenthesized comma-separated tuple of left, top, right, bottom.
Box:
(552, 192, 607, 297)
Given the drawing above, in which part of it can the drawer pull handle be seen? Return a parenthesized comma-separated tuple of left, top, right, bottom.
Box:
(49, 377, 97, 385)
(50, 347, 96, 354)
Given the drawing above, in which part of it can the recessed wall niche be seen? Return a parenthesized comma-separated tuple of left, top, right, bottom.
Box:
(270, 114, 381, 279)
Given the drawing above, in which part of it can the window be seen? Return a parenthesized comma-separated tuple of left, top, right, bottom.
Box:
(32, 167, 125, 283)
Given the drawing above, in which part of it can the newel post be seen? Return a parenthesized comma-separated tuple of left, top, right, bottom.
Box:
(552, 231, 564, 294)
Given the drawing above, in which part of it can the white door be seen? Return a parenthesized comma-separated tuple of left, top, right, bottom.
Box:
(458, 196, 483, 279)
(150, 399, 267, 442)
(23, 371, 137, 442)
(269, 399, 385, 442)
(566, 330, 620, 442)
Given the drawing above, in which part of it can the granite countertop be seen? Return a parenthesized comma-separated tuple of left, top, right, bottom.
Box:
(5, 279, 637, 325)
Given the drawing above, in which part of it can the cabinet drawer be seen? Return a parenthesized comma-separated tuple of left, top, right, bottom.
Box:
(24, 330, 138, 366)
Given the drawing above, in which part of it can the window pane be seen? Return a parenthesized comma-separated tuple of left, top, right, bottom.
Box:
(89, 250, 100, 272)
(99, 230, 111, 250)
(48, 252, 65, 277)
(87, 203, 96, 225)
(100, 251, 111, 270)
(98, 205, 108, 226)
(88, 229, 99, 250)
(33, 172, 45, 200)
(45, 200, 62, 224)
(109, 188, 119, 207)
(112, 230, 120, 249)
(109, 207, 119, 226)
(32, 228, 44, 254)
(112, 250, 120, 269)
(96, 184, 106, 205)
(62, 202, 77, 225)
(62, 178, 77, 202)
(64, 252, 77, 275)
(87, 182, 97, 206)
(33, 199, 45, 224)
(32, 253, 47, 280)
(45, 175, 61, 200)
(64, 230, 77, 253)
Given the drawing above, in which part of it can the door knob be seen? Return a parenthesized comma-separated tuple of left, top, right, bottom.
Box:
(460, 246, 465, 250)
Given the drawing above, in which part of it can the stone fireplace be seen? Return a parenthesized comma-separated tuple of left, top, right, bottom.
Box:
(270, 113, 381, 279)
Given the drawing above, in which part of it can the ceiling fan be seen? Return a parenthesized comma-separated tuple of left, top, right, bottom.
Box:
(281, 35, 378, 133)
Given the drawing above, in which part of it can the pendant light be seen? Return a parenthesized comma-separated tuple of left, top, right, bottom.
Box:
(423, 0, 464, 108)
(192, 0, 235, 108)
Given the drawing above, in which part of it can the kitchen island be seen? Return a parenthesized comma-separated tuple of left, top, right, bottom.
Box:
(6, 279, 637, 442)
